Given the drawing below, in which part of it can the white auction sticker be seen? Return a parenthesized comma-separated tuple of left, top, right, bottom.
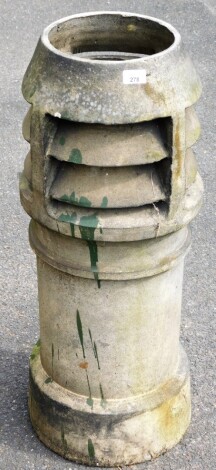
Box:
(123, 69, 147, 85)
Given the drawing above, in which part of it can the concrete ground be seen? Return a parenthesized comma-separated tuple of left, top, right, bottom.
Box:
(0, 0, 215, 469)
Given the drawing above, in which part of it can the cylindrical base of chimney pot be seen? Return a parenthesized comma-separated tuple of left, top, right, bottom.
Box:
(29, 349, 190, 466)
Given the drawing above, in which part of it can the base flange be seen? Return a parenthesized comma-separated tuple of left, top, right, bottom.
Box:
(29, 345, 191, 466)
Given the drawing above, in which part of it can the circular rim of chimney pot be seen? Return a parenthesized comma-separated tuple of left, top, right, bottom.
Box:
(22, 10, 201, 125)
(43, 11, 181, 64)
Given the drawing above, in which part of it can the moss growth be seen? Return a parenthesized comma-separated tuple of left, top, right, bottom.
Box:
(30, 339, 41, 361)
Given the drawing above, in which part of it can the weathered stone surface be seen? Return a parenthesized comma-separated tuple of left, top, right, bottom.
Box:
(29, 221, 190, 280)
(29, 345, 191, 466)
(50, 162, 167, 208)
(20, 11, 203, 467)
(48, 119, 169, 166)
(22, 13, 201, 124)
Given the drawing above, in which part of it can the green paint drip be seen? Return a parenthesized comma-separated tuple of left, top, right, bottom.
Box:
(101, 196, 108, 208)
(59, 192, 92, 208)
(58, 193, 75, 203)
(58, 212, 77, 238)
(87, 240, 98, 271)
(88, 438, 95, 462)
(93, 342, 100, 370)
(79, 214, 101, 288)
(79, 196, 92, 207)
(99, 227, 103, 234)
(58, 212, 77, 224)
(86, 397, 94, 408)
(96, 277, 101, 289)
(89, 329, 100, 369)
(87, 240, 101, 287)
(70, 224, 75, 238)
(88, 328, 93, 347)
(70, 223, 75, 237)
(99, 383, 107, 409)
(76, 310, 85, 359)
(86, 370, 93, 409)
(59, 136, 65, 145)
(79, 213, 99, 241)
(60, 211, 100, 285)
(68, 148, 82, 163)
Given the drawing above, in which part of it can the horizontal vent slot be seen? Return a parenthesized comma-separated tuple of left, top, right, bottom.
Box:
(22, 106, 200, 150)
(50, 161, 168, 209)
(47, 118, 170, 167)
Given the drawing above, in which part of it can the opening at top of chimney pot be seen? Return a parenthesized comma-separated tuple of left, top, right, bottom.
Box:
(48, 13, 176, 61)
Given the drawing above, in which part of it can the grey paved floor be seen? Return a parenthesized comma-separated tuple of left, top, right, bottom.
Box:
(0, 1, 215, 469)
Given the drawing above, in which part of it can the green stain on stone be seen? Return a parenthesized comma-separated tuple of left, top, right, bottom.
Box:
(68, 148, 82, 164)
(101, 196, 108, 208)
(79, 214, 100, 285)
(58, 194, 69, 203)
(59, 193, 92, 208)
(79, 213, 99, 241)
(70, 223, 75, 237)
(87, 240, 98, 270)
(59, 212, 98, 240)
(79, 196, 92, 207)
(97, 279, 101, 288)
(79, 214, 101, 286)
(58, 192, 77, 204)
(59, 136, 65, 146)
(86, 370, 93, 409)
(44, 377, 53, 384)
(60, 210, 100, 285)
(86, 397, 94, 408)
(88, 328, 93, 347)
(89, 329, 100, 369)
(58, 212, 77, 238)
(99, 383, 107, 409)
(93, 342, 100, 370)
(76, 310, 85, 359)
(88, 438, 95, 462)
(58, 212, 77, 224)
(86, 240, 101, 288)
